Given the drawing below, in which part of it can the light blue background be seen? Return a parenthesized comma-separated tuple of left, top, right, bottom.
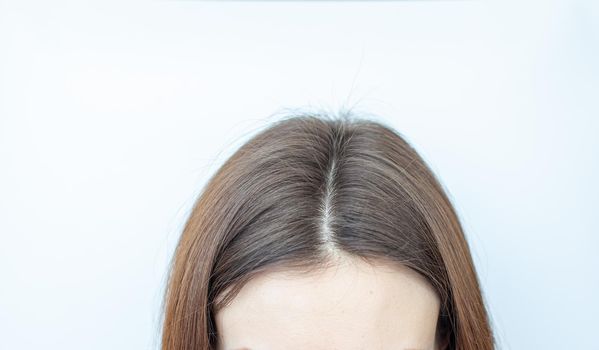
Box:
(1, 1, 597, 349)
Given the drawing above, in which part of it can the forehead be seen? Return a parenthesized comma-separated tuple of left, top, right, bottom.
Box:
(215, 256, 441, 350)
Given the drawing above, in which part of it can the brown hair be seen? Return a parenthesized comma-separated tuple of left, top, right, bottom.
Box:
(160, 111, 495, 350)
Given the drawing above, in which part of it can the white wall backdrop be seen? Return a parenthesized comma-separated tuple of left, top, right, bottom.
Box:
(1, 1, 597, 349)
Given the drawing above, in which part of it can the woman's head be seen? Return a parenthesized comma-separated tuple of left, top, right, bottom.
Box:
(161, 112, 495, 350)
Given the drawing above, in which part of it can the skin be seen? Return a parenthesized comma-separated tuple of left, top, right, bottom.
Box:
(215, 253, 448, 350)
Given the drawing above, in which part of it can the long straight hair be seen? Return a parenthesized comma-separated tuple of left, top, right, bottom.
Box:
(160, 112, 495, 350)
